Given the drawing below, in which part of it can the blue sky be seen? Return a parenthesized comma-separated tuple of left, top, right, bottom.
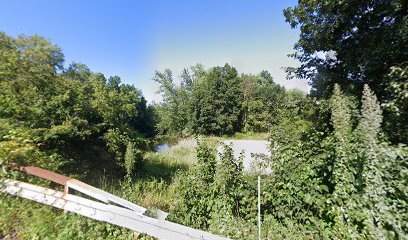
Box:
(0, 0, 306, 102)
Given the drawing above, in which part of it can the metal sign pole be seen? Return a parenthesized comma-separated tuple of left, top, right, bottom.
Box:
(258, 175, 261, 240)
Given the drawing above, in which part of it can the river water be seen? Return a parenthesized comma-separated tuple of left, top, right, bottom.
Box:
(155, 143, 170, 153)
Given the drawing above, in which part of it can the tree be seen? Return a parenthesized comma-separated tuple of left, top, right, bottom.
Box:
(64, 62, 91, 82)
(154, 64, 244, 136)
(241, 71, 288, 132)
(0, 32, 152, 176)
(241, 74, 257, 129)
(284, 1, 408, 143)
(284, 0, 407, 95)
(153, 69, 190, 135)
(190, 64, 243, 135)
(0, 33, 65, 126)
(383, 62, 408, 143)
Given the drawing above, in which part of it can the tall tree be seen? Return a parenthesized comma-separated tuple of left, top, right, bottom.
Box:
(284, 0, 408, 143)
(241, 71, 288, 132)
(190, 64, 243, 135)
(153, 69, 190, 135)
(284, 0, 407, 96)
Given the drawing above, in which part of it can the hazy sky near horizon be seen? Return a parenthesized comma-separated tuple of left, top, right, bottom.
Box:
(0, 0, 307, 102)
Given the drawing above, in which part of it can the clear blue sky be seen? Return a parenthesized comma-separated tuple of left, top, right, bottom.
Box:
(0, 0, 306, 102)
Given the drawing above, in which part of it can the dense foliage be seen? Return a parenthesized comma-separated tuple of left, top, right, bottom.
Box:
(169, 142, 258, 238)
(0, 32, 155, 177)
(284, 0, 408, 143)
(154, 64, 310, 136)
(170, 85, 407, 239)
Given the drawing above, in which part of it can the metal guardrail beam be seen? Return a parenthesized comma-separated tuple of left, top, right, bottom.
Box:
(0, 178, 229, 240)
(17, 166, 72, 185)
(15, 165, 147, 214)
(2, 166, 229, 239)
(66, 179, 147, 214)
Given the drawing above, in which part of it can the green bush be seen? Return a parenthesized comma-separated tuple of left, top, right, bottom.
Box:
(169, 142, 258, 238)
(261, 84, 408, 239)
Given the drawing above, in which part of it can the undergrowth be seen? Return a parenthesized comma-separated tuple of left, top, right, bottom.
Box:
(0, 138, 196, 239)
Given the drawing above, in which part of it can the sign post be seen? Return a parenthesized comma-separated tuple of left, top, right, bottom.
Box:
(258, 175, 261, 240)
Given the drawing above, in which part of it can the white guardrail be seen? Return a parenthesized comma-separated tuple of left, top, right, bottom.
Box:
(0, 176, 229, 240)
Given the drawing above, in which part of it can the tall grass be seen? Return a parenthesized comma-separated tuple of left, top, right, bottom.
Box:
(96, 137, 198, 211)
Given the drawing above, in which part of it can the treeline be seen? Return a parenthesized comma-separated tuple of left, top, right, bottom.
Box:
(0, 32, 155, 176)
(154, 64, 310, 136)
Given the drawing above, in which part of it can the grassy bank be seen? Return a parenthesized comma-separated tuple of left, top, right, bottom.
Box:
(221, 132, 269, 140)
(105, 137, 198, 211)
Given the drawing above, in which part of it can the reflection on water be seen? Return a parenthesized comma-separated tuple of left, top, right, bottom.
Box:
(155, 143, 170, 152)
